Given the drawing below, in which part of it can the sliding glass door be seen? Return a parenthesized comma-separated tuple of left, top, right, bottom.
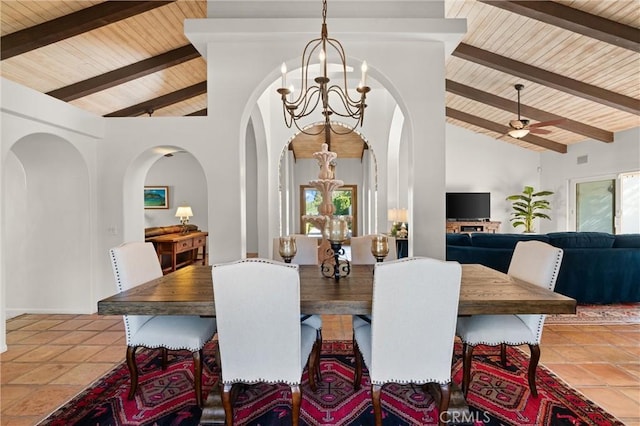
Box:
(576, 179, 615, 233)
(571, 171, 639, 234)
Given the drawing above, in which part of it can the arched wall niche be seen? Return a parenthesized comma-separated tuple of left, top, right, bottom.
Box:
(4, 133, 92, 315)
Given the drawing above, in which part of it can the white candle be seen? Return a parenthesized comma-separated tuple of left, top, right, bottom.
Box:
(280, 62, 287, 88)
(361, 60, 368, 86)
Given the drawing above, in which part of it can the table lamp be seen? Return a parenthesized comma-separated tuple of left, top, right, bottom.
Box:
(175, 205, 193, 234)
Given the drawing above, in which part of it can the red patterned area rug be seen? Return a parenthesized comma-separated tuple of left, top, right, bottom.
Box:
(38, 341, 623, 426)
(546, 303, 640, 324)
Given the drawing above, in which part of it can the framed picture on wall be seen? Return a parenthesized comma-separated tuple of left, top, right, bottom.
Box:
(144, 186, 169, 209)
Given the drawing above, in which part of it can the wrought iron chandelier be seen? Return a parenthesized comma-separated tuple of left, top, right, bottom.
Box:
(276, 0, 370, 149)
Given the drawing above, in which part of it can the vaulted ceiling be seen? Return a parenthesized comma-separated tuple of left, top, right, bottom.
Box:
(1, 0, 638, 156)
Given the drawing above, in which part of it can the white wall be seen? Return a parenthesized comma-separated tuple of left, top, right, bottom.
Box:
(540, 127, 640, 233)
(245, 120, 259, 255)
(446, 124, 541, 232)
(1, 80, 102, 334)
(144, 152, 208, 230)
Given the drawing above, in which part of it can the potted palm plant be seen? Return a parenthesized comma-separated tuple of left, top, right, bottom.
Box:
(506, 186, 553, 233)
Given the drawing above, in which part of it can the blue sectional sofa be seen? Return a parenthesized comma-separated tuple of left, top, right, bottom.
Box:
(446, 232, 640, 304)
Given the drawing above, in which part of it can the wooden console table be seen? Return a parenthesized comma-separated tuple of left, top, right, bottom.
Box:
(446, 221, 501, 234)
(145, 231, 208, 274)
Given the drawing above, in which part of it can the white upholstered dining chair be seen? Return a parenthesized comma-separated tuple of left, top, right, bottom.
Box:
(349, 234, 397, 265)
(456, 240, 564, 397)
(272, 235, 323, 382)
(272, 234, 319, 265)
(212, 258, 319, 426)
(350, 234, 398, 329)
(352, 257, 462, 426)
(109, 242, 217, 407)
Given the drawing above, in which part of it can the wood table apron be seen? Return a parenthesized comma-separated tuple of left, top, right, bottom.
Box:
(145, 231, 208, 274)
(98, 263, 576, 425)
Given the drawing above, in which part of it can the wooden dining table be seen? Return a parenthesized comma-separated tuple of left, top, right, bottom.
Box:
(98, 263, 576, 424)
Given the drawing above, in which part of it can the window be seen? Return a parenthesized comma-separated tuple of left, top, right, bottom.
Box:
(300, 184, 357, 237)
(620, 171, 640, 233)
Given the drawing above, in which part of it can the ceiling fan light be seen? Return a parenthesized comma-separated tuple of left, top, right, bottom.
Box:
(508, 128, 530, 139)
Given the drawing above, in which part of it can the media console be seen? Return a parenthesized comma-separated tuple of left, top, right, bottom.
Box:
(446, 221, 501, 234)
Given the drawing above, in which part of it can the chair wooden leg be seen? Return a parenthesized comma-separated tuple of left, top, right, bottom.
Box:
(215, 341, 222, 374)
(438, 382, 451, 426)
(371, 384, 383, 426)
(193, 349, 203, 407)
(461, 343, 474, 397)
(353, 335, 363, 390)
(221, 383, 234, 426)
(528, 344, 540, 398)
(314, 330, 323, 382)
(161, 347, 168, 370)
(500, 343, 507, 367)
(291, 385, 301, 426)
(307, 342, 318, 392)
(126, 346, 139, 400)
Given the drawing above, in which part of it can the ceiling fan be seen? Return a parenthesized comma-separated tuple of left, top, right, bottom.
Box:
(507, 84, 565, 139)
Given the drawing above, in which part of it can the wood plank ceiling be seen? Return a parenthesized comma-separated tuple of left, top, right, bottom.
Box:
(1, 0, 638, 157)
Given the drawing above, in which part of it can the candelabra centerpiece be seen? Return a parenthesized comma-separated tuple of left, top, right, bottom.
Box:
(321, 216, 351, 280)
(301, 143, 351, 281)
(371, 235, 389, 262)
(278, 236, 297, 263)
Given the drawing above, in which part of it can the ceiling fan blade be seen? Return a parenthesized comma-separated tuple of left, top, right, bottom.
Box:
(529, 118, 567, 129)
(530, 128, 552, 135)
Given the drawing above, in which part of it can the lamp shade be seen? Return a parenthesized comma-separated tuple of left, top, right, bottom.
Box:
(389, 208, 408, 223)
(508, 128, 529, 139)
(397, 208, 408, 223)
(175, 206, 193, 218)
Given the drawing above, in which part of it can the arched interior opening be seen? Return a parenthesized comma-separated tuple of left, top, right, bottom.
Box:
(4, 133, 92, 316)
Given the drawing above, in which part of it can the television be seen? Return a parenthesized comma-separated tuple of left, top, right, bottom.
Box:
(446, 192, 491, 221)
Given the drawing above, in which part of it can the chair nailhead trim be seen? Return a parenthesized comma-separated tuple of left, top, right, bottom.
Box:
(223, 379, 300, 386)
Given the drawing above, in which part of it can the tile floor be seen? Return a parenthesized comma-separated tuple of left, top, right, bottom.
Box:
(1, 313, 639, 425)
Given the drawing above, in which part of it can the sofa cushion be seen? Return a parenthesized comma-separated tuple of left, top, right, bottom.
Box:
(613, 234, 640, 248)
(547, 232, 615, 249)
(469, 233, 550, 249)
(446, 233, 471, 246)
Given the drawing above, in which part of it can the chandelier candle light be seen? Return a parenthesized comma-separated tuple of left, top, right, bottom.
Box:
(277, 0, 371, 149)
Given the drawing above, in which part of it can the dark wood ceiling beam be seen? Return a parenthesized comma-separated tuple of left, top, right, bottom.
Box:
(446, 79, 614, 143)
(47, 45, 200, 102)
(453, 43, 640, 115)
(186, 109, 207, 117)
(479, 0, 640, 53)
(446, 107, 567, 153)
(1, 1, 174, 60)
(104, 81, 206, 117)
